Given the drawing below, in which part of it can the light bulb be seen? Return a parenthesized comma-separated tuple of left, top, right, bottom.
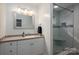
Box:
(23, 9, 28, 15)
(54, 5, 59, 8)
(17, 8, 23, 14)
(27, 11, 33, 16)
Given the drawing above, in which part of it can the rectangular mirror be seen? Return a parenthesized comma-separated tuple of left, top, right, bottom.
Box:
(14, 13, 34, 29)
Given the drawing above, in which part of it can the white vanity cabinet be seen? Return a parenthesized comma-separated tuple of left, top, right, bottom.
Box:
(0, 41, 17, 55)
(0, 37, 45, 55)
(17, 38, 45, 55)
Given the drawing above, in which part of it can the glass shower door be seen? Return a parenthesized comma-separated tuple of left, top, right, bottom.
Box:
(53, 3, 74, 54)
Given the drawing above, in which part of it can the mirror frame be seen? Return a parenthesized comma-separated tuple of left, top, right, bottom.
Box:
(13, 12, 35, 29)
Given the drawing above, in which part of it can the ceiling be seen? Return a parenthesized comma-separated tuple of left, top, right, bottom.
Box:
(53, 3, 76, 11)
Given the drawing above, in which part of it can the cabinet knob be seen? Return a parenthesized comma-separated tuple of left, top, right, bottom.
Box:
(30, 43, 34, 46)
(10, 43, 12, 46)
(10, 50, 13, 52)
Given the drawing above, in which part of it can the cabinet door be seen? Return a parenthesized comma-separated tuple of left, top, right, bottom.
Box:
(0, 41, 17, 55)
(18, 40, 32, 55)
(30, 38, 45, 55)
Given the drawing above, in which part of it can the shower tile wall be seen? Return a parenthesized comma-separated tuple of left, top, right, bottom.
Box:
(59, 10, 74, 47)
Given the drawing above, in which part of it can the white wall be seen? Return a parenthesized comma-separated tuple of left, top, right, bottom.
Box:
(0, 4, 6, 38)
(38, 3, 53, 54)
(5, 3, 39, 35)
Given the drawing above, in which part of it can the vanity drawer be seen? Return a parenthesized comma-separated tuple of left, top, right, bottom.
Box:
(0, 41, 17, 55)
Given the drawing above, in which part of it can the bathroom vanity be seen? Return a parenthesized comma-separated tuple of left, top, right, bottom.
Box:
(0, 34, 46, 55)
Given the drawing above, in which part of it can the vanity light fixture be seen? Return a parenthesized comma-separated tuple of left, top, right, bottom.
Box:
(18, 8, 24, 14)
(13, 8, 34, 16)
(27, 11, 34, 16)
(23, 9, 28, 15)
(13, 8, 23, 14)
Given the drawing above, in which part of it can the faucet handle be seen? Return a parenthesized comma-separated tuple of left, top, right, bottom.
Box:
(22, 32, 25, 37)
(22, 32, 25, 34)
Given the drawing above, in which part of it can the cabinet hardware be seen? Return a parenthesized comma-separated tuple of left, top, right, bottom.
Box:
(30, 43, 34, 45)
(10, 50, 13, 52)
(10, 43, 12, 45)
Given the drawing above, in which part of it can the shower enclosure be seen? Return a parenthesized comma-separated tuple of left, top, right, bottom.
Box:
(53, 3, 74, 54)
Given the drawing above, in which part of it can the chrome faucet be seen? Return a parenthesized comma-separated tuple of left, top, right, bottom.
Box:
(22, 32, 25, 37)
